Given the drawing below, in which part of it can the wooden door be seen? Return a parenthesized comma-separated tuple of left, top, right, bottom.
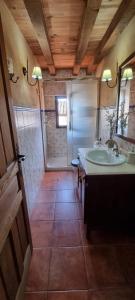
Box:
(0, 17, 32, 300)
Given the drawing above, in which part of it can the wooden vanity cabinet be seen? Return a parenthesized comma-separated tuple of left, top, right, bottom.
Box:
(79, 173, 135, 236)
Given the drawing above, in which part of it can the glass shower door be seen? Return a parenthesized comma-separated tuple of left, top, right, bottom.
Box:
(66, 79, 98, 165)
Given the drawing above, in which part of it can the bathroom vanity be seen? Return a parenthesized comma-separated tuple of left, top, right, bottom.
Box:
(78, 148, 135, 237)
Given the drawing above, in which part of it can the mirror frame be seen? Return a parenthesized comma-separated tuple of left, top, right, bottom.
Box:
(115, 51, 135, 144)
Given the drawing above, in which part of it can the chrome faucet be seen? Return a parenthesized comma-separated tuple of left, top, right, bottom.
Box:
(105, 139, 118, 149)
(113, 145, 119, 157)
(105, 139, 119, 156)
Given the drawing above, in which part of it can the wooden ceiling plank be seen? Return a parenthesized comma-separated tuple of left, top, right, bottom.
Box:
(94, 0, 133, 61)
(73, 0, 102, 75)
(23, 0, 55, 74)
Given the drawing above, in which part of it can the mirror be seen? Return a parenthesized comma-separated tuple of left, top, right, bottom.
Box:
(117, 53, 135, 143)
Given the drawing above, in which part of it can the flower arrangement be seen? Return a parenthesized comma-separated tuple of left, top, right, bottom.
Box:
(105, 108, 117, 139)
(118, 101, 129, 135)
(105, 103, 129, 138)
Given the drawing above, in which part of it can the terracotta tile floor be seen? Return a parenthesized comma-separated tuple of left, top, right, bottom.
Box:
(25, 171, 135, 300)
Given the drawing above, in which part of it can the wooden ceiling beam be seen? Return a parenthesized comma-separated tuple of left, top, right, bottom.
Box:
(23, 0, 55, 75)
(73, 64, 81, 76)
(94, 0, 133, 63)
(87, 57, 95, 75)
(73, 0, 102, 75)
(95, 49, 111, 65)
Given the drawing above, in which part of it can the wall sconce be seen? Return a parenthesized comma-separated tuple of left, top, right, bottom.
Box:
(101, 69, 117, 88)
(7, 57, 19, 83)
(22, 59, 42, 86)
(101, 67, 133, 88)
(121, 68, 133, 81)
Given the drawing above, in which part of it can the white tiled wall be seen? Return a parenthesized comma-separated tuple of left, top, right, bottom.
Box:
(14, 107, 44, 214)
(45, 111, 67, 157)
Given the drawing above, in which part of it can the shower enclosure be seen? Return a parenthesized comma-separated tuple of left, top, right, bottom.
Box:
(45, 79, 98, 170)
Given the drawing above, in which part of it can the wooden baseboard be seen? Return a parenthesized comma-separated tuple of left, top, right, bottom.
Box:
(16, 245, 32, 300)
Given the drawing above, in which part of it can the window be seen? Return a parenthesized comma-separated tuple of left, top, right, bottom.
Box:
(55, 96, 67, 128)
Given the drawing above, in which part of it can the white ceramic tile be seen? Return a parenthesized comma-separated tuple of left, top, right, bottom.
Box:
(14, 107, 44, 215)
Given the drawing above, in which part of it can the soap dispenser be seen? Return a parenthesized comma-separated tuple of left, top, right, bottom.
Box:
(93, 137, 102, 148)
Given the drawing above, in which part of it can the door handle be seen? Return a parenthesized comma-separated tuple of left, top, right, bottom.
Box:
(17, 154, 26, 163)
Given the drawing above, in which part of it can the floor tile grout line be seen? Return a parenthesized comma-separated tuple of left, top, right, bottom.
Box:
(32, 246, 85, 250)
(25, 284, 134, 293)
(30, 220, 82, 223)
(25, 285, 135, 296)
(81, 245, 90, 289)
(30, 218, 82, 222)
(31, 201, 79, 204)
(40, 188, 75, 191)
(79, 220, 84, 247)
(46, 246, 53, 293)
(53, 201, 56, 222)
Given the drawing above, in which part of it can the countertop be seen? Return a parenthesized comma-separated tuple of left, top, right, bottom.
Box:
(78, 148, 135, 175)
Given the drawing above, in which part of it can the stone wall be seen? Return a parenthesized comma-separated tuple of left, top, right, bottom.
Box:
(43, 81, 67, 158)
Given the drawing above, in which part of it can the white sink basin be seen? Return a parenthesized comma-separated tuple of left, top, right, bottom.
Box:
(85, 149, 126, 166)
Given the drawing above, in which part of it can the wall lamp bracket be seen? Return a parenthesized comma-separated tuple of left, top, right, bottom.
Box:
(7, 57, 19, 84)
(9, 73, 19, 83)
(101, 65, 133, 89)
(22, 66, 27, 77)
(106, 77, 117, 89)
(22, 59, 42, 86)
(101, 67, 118, 89)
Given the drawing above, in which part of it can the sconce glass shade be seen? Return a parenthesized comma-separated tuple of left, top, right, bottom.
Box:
(32, 66, 42, 80)
(101, 69, 112, 82)
(122, 68, 133, 81)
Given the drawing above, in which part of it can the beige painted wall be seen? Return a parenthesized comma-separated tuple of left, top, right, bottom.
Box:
(97, 16, 135, 107)
(0, 0, 44, 108)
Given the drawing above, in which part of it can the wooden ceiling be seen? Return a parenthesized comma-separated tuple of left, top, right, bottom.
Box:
(4, 0, 135, 75)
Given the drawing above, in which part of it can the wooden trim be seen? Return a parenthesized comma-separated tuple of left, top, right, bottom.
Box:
(15, 245, 31, 300)
(94, 0, 131, 60)
(119, 51, 135, 69)
(96, 79, 101, 139)
(116, 51, 135, 143)
(116, 68, 122, 134)
(73, 0, 102, 74)
(115, 134, 135, 144)
(23, 0, 55, 75)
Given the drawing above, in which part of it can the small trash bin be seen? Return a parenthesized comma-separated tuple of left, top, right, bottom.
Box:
(71, 158, 80, 187)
